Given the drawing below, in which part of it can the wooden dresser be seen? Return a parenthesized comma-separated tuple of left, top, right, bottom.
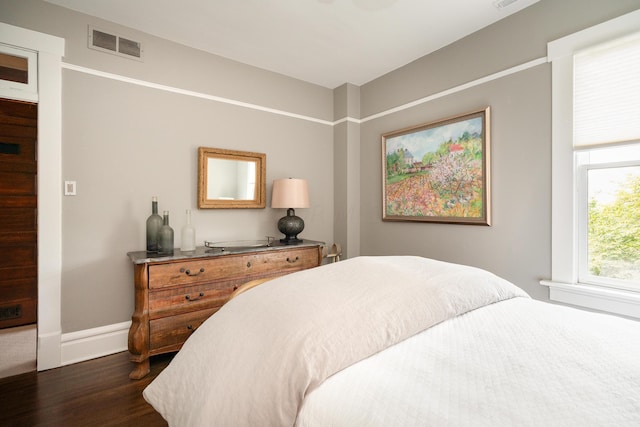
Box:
(127, 240, 323, 379)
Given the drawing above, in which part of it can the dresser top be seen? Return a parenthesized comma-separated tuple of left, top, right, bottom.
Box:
(127, 239, 324, 264)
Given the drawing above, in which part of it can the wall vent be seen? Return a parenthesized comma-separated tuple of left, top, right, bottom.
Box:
(493, 0, 519, 9)
(88, 26, 144, 61)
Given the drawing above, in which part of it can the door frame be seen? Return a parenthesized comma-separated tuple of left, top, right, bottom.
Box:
(1, 22, 64, 370)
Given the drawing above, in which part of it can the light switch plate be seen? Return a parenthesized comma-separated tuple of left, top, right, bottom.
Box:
(64, 180, 76, 196)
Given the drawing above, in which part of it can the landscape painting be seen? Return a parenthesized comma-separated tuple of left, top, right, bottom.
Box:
(382, 107, 491, 225)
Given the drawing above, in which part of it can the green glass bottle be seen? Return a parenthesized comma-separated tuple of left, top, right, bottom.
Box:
(146, 196, 163, 253)
(158, 210, 174, 256)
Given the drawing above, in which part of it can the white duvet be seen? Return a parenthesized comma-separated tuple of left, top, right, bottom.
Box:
(143, 256, 640, 426)
(296, 297, 640, 426)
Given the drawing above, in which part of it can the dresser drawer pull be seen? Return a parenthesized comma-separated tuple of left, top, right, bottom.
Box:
(247, 261, 251, 268)
(185, 292, 205, 301)
(187, 324, 196, 331)
(286, 256, 299, 263)
(180, 267, 205, 276)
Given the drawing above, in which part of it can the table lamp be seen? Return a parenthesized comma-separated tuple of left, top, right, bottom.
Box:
(271, 178, 309, 244)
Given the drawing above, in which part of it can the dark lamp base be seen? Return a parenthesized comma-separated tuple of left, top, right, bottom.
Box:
(277, 208, 305, 245)
(280, 237, 303, 245)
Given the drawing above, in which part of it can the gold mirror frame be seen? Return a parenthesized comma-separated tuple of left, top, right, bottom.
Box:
(197, 147, 266, 209)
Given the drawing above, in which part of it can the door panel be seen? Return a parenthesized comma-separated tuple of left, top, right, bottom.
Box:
(0, 97, 37, 328)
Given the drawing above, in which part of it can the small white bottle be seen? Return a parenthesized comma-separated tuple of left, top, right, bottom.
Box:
(181, 209, 196, 252)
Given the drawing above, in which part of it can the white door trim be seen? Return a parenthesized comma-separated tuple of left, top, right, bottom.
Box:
(0, 22, 65, 371)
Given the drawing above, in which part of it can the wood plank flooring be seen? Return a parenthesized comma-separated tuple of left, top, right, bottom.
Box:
(0, 351, 172, 426)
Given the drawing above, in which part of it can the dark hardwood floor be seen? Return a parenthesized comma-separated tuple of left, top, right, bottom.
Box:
(0, 351, 172, 426)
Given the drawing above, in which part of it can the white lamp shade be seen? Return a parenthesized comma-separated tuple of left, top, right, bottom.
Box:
(271, 178, 310, 208)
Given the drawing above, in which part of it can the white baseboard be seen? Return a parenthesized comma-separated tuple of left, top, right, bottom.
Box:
(60, 321, 131, 366)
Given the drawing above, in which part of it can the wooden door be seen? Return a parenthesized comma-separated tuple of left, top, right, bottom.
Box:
(0, 97, 37, 328)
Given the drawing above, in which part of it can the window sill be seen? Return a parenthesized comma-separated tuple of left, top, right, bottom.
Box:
(540, 280, 640, 319)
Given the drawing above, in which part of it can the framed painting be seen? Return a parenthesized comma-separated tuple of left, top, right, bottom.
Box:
(382, 107, 491, 225)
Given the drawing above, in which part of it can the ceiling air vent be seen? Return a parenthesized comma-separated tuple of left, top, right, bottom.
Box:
(493, 0, 519, 9)
(88, 26, 144, 61)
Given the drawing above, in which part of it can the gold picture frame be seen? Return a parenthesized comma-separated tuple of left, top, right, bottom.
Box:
(382, 107, 491, 225)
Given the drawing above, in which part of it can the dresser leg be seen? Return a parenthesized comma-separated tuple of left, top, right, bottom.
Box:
(129, 359, 150, 380)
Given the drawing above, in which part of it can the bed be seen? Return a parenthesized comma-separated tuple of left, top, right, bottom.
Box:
(143, 256, 640, 426)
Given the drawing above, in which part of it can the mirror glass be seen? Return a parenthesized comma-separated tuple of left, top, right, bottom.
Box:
(206, 158, 256, 200)
(198, 147, 266, 209)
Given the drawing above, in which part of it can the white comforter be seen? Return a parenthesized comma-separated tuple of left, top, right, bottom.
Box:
(143, 256, 640, 426)
(143, 256, 527, 426)
(296, 297, 640, 426)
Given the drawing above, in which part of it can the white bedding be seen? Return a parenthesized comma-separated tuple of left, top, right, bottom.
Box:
(296, 297, 640, 426)
(143, 256, 526, 426)
(143, 256, 640, 426)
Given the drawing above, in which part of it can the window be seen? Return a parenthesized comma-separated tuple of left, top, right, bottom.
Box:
(544, 10, 640, 319)
(0, 51, 28, 84)
(0, 44, 37, 101)
(577, 146, 640, 292)
(574, 32, 640, 293)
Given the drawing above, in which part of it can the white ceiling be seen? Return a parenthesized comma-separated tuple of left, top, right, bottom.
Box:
(44, 0, 540, 88)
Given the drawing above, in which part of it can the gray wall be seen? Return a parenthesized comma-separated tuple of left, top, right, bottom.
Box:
(359, 0, 640, 300)
(1, 0, 334, 333)
(333, 83, 361, 259)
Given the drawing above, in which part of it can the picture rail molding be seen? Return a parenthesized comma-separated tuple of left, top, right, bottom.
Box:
(61, 56, 546, 128)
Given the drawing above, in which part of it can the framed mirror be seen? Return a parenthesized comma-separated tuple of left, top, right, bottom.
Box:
(198, 147, 266, 209)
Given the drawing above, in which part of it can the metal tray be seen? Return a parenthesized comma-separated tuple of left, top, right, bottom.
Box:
(204, 239, 272, 250)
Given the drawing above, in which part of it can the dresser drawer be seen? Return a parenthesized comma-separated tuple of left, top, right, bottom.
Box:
(242, 247, 319, 275)
(148, 279, 239, 319)
(149, 307, 218, 353)
(148, 247, 319, 289)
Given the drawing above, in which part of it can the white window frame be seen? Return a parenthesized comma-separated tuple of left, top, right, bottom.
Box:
(541, 10, 640, 319)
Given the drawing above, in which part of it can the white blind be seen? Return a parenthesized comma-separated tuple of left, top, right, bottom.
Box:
(574, 32, 640, 147)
